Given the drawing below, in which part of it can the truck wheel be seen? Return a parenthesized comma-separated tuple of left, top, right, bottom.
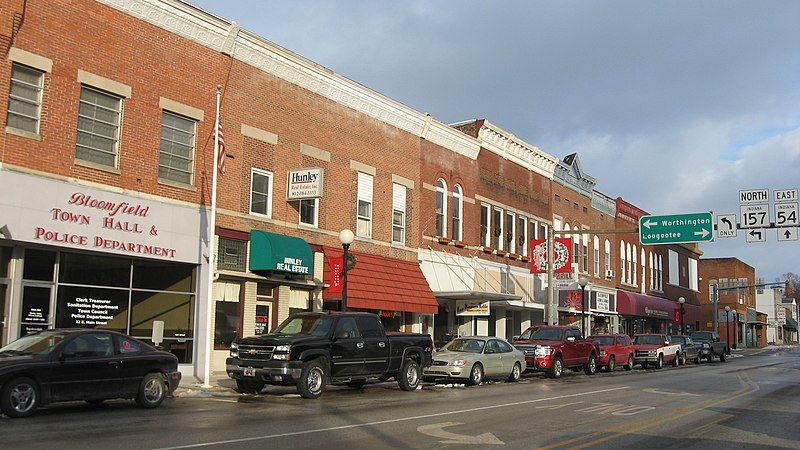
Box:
(466, 363, 484, 386)
(1, 377, 40, 418)
(136, 373, 166, 409)
(397, 358, 421, 391)
(679, 352, 687, 366)
(694, 355, 701, 364)
(236, 379, 265, 394)
(584, 354, 598, 375)
(624, 355, 634, 371)
(719, 351, 726, 362)
(548, 357, 563, 378)
(606, 355, 615, 372)
(671, 353, 680, 367)
(654, 354, 664, 369)
(706, 354, 713, 363)
(297, 359, 326, 399)
(508, 363, 522, 382)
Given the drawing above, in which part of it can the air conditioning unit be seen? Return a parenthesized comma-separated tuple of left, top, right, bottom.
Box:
(605, 269, 615, 279)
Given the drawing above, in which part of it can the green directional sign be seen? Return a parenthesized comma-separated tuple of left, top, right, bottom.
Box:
(639, 212, 714, 245)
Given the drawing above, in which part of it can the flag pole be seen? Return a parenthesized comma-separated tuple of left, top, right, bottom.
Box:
(202, 85, 222, 387)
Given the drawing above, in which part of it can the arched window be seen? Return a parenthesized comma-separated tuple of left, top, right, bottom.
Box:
(641, 248, 646, 293)
(632, 245, 638, 286)
(593, 236, 600, 276)
(657, 255, 664, 290)
(435, 179, 447, 237)
(451, 184, 463, 241)
(648, 251, 654, 290)
(620, 240, 626, 282)
(626, 243, 632, 284)
(604, 239, 611, 277)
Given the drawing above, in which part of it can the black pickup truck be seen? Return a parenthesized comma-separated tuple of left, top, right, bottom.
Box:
(226, 312, 433, 398)
(689, 331, 728, 362)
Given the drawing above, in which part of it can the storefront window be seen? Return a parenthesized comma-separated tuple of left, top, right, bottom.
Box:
(130, 291, 194, 339)
(214, 301, 239, 349)
(23, 249, 55, 281)
(59, 252, 130, 287)
(0, 246, 11, 278)
(132, 260, 195, 292)
(56, 285, 129, 332)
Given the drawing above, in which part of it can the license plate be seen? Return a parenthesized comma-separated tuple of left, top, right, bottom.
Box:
(243, 367, 256, 377)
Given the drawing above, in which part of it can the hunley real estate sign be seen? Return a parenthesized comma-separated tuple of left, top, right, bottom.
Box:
(287, 167, 324, 200)
(0, 170, 202, 264)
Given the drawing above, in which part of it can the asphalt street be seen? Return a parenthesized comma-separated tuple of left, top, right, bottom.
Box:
(3, 346, 799, 449)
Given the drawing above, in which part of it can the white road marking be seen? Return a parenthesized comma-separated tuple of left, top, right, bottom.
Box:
(643, 388, 701, 397)
(576, 403, 656, 416)
(536, 401, 585, 409)
(417, 422, 504, 445)
(155, 386, 629, 449)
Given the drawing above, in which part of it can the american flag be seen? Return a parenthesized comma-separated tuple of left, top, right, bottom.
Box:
(216, 121, 226, 175)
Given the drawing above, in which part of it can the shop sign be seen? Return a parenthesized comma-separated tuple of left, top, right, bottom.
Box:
(456, 300, 490, 316)
(328, 256, 343, 294)
(530, 238, 573, 274)
(62, 296, 120, 328)
(644, 306, 670, 319)
(287, 167, 324, 200)
(275, 257, 310, 274)
(565, 291, 583, 311)
(255, 305, 269, 335)
(596, 293, 610, 312)
(674, 308, 682, 323)
(0, 170, 201, 263)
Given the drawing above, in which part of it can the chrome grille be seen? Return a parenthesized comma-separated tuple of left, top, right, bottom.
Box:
(432, 360, 448, 366)
(238, 344, 275, 361)
(635, 350, 651, 357)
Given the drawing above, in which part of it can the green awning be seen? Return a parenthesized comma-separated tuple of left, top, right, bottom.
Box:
(785, 317, 798, 330)
(249, 230, 312, 275)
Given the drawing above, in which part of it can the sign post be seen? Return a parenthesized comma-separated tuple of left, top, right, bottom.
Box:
(639, 212, 714, 245)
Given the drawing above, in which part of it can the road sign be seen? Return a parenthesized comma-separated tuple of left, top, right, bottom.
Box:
(745, 228, 766, 243)
(777, 227, 798, 242)
(774, 189, 798, 203)
(775, 203, 798, 227)
(739, 189, 769, 204)
(740, 204, 770, 228)
(639, 212, 714, 245)
(716, 214, 737, 238)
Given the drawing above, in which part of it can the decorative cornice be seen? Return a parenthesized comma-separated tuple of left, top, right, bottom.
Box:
(94, 0, 480, 159)
(476, 120, 559, 180)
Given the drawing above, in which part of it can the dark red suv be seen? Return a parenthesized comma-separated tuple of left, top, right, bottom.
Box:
(588, 333, 635, 372)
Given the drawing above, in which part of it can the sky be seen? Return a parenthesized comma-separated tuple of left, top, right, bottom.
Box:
(191, 0, 800, 283)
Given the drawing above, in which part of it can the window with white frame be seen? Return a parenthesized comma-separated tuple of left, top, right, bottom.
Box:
(657, 255, 663, 290)
(493, 207, 503, 250)
(530, 219, 539, 241)
(540, 223, 548, 242)
(392, 183, 406, 244)
(572, 228, 580, 265)
(626, 243, 633, 284)
(250, 168, 273, 217)
(76, 85, 122, 168)
(604, 239, 611, 275)
(641, 249, 646, 292)
(435, 179, 447, 237)
(501, 269, 516, 294)
(299, 199, 318, 227)
(668, 249, 679, 285)
(506, 211, 516, 253)
(451, 184, 463, 241)
(518, 216, 527, 256)
(632, 245, 638, 286)
(593, 236, 600, 276)
(480, 204, 490, 247)
(649, 252, 654, 290)
(688, 257, 698, 291)
(620, 241, 626, 282)
(357, 172, 373, 238)
(582, 232, 589, 273)
(7, 63, 44, 134)
(159, 111, 196, 185)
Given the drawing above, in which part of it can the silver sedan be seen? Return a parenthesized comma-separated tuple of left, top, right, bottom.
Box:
(422, 336, 525, 385)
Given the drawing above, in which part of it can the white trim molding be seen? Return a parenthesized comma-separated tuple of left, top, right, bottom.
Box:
(8, 47, 53, 72)
(476, 120, 559, 180)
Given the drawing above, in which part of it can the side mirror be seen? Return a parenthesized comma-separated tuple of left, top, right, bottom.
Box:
(566, 336, 576, 342)
(512, 336, 520, 342)
(334, 331, 350, 340)
(59, 351, 76, 361)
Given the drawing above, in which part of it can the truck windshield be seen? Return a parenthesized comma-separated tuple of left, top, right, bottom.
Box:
(690, 332, 712, 341)
(670, 336, 687, 345)
(525, 328, 563, 341)
(591, 336, 615, 346)
(633, 335, 663, 345)
(274, 315, 334, 337)
(443, 338, 485, 353)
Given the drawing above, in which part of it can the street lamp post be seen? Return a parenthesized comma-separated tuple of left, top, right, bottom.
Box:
(339, 229, 355, 312)
(732, 311, 737, 349)
(678, 297, 686, 335)
(725, 306, 731, 352)
(578, 277, 589, 337)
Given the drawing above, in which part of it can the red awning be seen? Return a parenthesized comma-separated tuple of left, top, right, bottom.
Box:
(323, 247, 438, 314)
(617, 290, 679, 320)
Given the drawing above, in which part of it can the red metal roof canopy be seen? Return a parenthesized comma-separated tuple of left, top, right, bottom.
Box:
(322, 247, 438, 314)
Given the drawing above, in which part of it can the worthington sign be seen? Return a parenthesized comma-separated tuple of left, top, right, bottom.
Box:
(639, 212, 714, 245)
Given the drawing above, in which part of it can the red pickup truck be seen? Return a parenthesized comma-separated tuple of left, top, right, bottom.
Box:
(513, 326, 600, 378)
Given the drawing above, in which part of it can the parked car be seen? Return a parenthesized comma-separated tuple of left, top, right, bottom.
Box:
(513, 326, 600, 378)
(227, 312, 433, 399)
(689, 331, 728, 362)
(589, 333, 635, 371)
(669, 335, 702, 365)
(633, 334, 682, 369)
(422, 336, 525, 385)
(0, 329, 181, 418)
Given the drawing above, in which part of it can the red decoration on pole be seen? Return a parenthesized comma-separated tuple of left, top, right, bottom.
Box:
(566, 291, 584, 311)
(328, 256, 344, 294)
(530, 238, 573, 274)
(674, 308, 682, 323)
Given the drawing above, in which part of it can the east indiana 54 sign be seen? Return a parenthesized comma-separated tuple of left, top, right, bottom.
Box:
(639, 212, 714, 245)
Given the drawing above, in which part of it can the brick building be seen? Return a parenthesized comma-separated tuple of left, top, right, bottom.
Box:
(699, 257, 763, 348)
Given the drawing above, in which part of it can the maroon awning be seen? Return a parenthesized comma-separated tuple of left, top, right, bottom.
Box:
(617, 290, 677, 320)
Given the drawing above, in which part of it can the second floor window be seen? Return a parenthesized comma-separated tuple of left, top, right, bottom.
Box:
(480, 204, 490, 247)
(76, 85, 122, 168)
(357, 172, 373, 238)
(435, 179, 447, 237)
(159, 111, 196, 185)
(518, 216, 528, 256)
(506, 211, 515, 253)
(392, 183, 406, 244)
(493, 207, 503, 250)
(451, 184, 462, 241)
(593, 236, 600, 276)
(217, 237, 247, 271)
(604, 239, 611, 276)
(7, 63, 44, 134)
(299, 199, 318, 227)
(250, 168, 273, 217)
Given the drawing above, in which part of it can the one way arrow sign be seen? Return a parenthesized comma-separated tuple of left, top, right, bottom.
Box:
(777, 227, 798, 242)
(746, 228, 766, 243)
